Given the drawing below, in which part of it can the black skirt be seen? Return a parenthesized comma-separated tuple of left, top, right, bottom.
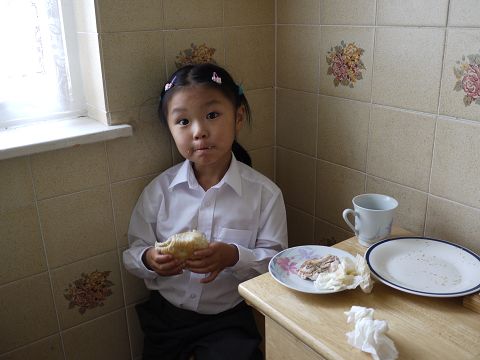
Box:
(136, 291, 263, 360)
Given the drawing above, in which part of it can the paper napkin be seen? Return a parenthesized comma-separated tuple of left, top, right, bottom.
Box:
(314, 254, 373, 293)
(345, 306, 399, 360)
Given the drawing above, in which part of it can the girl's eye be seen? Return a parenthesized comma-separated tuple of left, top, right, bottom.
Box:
(206, 112, 219, 120)
(177, 119, 189, 126)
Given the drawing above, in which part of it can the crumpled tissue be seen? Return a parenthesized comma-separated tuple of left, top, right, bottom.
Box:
(344, 306, 399, 360)
(314, 254, 373, 293)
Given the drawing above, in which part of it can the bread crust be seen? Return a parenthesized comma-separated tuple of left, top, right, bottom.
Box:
(155, 230, 209, 260)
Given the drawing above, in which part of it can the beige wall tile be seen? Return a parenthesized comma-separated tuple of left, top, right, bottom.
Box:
(97, 0, 164, 32)
(62, 309, 130, 360)
(112, 176, 156, 248)
(0, 274, 58, 353)
(107, 105, 172, 182)
(315, 160, 365, 230)
(377, 0, 449, 26)
(277, 25, 320, 92)
(430, 118, 480, 208)
(448, 0, 480, 27)
(126, 305, 144, 359)
(238, 89, 275, 151)
(286, 205, 315, 247)
(276, 88, 318, 156)
(77, 33, 107, 121)
(0, 157, 34, 212)
(314, 218, 352, 246)
(0, 335, 63, 360)
(38, 186, 116, 268)
(31, 143, 108, 200)
(108, 106, 143, 127)
(277, 0, 320, 24)
(0, 205, 45, 285)
(224, 0, 274, 26)
(367, 106, 436, 191)
(51, 251, 124, 329)
(366, 176, 427, 235)
(276, 148, 316, 214)
(319, 26, 374, 102)
(164, 28, 225, 76)
(225, 26, 275, 90)
(425, 196, 480, 254)
(439, 29, 480, 122)
(163, 0, 222, 29)
(320, 0, 375, 25)
(317, 96, 369, 171)
(101, 31, 165, 112)
(372, 27, 445, 113)
(250, 147, 275, 181)
(73, 0, 97, 33)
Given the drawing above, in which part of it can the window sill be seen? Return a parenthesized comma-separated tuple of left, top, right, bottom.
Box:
(0, 117, 132, 160)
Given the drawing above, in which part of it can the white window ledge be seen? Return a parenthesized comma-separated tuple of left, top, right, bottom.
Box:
(0, 117, 132, 160)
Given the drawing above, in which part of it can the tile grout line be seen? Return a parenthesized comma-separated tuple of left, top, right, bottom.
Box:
(103, 140, 134, 360)
(364, 0, 379, 194)
(424, 1, 451, 237)
(27, 155, 68, 359)
(273, 0, 278, 183)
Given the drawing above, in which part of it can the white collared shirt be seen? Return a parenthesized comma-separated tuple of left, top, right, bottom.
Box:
(123, 155, 288, 314)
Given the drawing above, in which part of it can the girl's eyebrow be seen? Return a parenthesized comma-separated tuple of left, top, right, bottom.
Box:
(204, 99, 222, 106)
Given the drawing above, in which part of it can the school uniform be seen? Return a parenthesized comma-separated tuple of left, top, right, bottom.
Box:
(123, 155, 288, 360)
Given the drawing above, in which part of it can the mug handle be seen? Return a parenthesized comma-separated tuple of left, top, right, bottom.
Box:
(342, 209, 358, 235)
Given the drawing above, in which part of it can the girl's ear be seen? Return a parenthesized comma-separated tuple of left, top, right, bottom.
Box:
(235, 105, 245, 134)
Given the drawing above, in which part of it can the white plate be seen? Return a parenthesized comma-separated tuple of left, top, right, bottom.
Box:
(365, 237, 480, 297)
(268, 245, 355, 294)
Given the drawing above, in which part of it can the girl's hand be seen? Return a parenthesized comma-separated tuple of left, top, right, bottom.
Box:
(143, 247, 185, 276)
(186, 242, 239, 283)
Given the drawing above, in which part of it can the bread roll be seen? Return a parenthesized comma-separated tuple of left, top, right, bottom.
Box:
(155, 230, 209, 260)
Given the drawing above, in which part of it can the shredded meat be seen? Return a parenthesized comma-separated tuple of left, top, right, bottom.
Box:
(297, 254, 340, 280)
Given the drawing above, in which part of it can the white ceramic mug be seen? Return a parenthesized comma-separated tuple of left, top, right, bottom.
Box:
(342, 193, 398, 247)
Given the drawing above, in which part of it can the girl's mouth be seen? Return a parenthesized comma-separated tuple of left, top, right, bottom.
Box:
(193, 146, 214, 152)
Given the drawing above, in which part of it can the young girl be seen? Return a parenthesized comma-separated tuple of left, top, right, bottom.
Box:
(123, 63, 288, 360)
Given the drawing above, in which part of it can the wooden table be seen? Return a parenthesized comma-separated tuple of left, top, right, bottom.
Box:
(239, 228, 480, 360)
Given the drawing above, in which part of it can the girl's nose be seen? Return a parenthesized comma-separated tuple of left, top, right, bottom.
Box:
(192, 121, 208, 139)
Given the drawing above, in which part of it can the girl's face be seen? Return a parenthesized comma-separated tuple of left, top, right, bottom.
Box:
(166, 85, 244, 173)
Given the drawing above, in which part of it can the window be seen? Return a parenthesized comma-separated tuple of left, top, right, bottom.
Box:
(0, 0, 85, 130)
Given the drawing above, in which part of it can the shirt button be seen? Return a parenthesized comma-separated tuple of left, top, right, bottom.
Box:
(190, 294, 196, 299)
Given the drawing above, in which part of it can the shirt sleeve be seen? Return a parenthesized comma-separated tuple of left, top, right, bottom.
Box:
(122, 184, 162, 280)
(229, 189, 288, 280)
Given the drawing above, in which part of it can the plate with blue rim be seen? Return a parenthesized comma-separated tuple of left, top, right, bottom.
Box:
(365, 236, 480, 297)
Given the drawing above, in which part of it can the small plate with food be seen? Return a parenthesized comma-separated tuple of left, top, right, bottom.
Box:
(268, 245, 356, 294)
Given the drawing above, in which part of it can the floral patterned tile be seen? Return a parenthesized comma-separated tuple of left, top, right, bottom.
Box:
(319, 26, 374, 102)
(439, 29, 480, 122)
(326, 41, 366, 88)
(164, 29, 225, 76)
(51, 250, 124, 329)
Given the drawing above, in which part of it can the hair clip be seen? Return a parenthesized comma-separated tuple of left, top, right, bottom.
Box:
(164, 76, 176, 92)
(211, 72, 222, 84)
(237, 84, 244, 96)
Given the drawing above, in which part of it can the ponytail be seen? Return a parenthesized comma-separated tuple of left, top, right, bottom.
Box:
(232, 140, 252, 167)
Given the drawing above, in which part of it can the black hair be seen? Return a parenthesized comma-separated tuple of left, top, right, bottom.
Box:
(158, 63, 252, 167)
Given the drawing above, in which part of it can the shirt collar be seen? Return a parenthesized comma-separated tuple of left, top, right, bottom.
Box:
(168, 154, 242, 196)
